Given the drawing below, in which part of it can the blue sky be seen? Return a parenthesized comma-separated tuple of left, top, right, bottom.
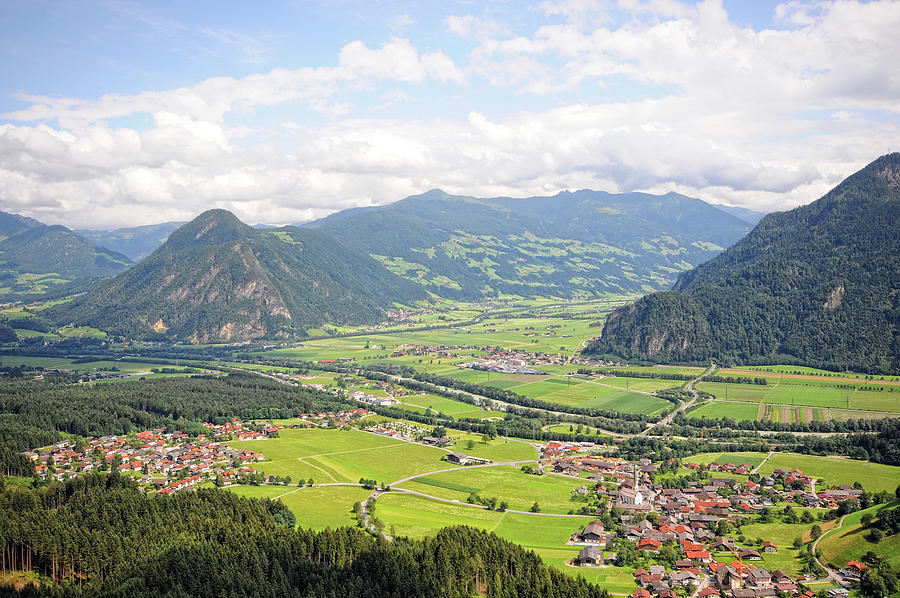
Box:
(1, 0, 898, 228)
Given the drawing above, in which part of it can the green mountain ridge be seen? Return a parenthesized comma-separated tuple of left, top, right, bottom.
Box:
(307, 188, 754, 298)
(0, 211, 133, 301)
(49, 209, 427, 342)
(76, 221, 185, 261)
(586, 153, 900, 374)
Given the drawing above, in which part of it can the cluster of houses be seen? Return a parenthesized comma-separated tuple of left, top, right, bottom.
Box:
(389, 344, 476, 359)
(569, 514, 827, 598)
(554, 458, 868, 598)
(296, 408, 371, 428)
(349, 390, 399, 407)
(542, 441, 606, 460)
(622, 562, 810, 598)
(24, 420, 273, 492)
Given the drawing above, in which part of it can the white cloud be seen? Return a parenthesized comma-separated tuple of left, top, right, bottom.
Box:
(0, 1, 898, 228)
(445, 15, 504, 41)
(2, 37, 464, 128)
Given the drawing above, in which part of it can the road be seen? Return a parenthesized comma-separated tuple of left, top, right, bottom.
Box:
(750, 450, 775, 475)
(812, 515, 848, 587)
(639, 363, 715, 435)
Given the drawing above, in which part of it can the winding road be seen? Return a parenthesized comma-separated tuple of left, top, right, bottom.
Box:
(639, 363, 715, 435)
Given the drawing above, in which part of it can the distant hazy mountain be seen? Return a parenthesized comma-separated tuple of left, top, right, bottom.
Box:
(306, 189, 753, 299)
(713, 204, 768, 225)
(0, 210, 132, 301)
(77, 222, 185, 262)
(50, 209, 427, 342)
(587, 153, 900, 374)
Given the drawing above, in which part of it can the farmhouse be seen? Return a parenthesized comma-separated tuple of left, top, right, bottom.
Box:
(580, 521, 606, 543)
(447, 452, 470, 465)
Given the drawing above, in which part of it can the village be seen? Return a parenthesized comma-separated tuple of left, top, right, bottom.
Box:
(532, 442, 880, 598)
(22, 408, 372, 493)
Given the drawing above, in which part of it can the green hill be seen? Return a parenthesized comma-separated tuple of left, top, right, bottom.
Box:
(586, 153, 900, 374)
(77, 221, 184, 261)
(0, 212, 133, 300)
(307, 189, 753, 299)
(49, 209, 427, 342)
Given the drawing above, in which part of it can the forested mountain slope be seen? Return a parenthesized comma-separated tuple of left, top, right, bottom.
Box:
(307, 189, 753, 299)
(0, 211, 132, 301)
(49, 209, 426, 342)
(586, 153, 900, 374)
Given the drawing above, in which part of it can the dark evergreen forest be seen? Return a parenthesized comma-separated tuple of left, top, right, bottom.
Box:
(0, 475, 610, 597)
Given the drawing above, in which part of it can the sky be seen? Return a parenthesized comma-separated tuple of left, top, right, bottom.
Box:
(1, 0, 898, 229)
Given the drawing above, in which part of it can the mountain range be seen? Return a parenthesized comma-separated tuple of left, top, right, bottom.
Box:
(306, 189, 757, 299)
(77, 222, 185, 262)
(49, 210, 426, 342)
(587, 153, 900, 374)
(0, 211, 132, 301)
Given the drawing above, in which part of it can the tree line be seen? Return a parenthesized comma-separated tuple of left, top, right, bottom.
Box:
(0, 475, 610, 598)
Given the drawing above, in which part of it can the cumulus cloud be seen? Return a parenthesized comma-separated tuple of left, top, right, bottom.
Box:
(0, 1, 898, 228)
(2, 37, 463, 128)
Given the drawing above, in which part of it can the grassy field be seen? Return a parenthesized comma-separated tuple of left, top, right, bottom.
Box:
(394, 392, 497, 420)
(818, 500, 900, 569)
(375, 492, 502, 538)
(228, 483, 371, 530)
(688, 401, 763, 421)
(696, 377, 900, 414)
(227, 428, 450, 485)
(759, 453, 900, 493)
(732, 365, 900, 383)
(398, 466, 590, 513)
(443, 433, 538, 461)
(735, 520, 828, 574)
(376, 492, 637, 591)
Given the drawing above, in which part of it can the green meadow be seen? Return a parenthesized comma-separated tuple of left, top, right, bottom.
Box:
(227, 428, 450, 485)
(442, 433, 538, 461)
(393, 392, 497, 420)
(818, 500, 900, 569)
(398, 465, 590, 513)
(377, 492, 636, 591)
(228, 484, 371, 530)
(759, 453, 900, 493)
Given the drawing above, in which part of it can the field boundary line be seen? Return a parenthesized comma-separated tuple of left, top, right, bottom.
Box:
(298, 457, 339, 483)
(488, 510, 507, 532)
(705, 398, 899, 415)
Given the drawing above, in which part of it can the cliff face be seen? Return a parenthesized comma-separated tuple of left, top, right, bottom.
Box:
(586, 154, 900, 374)
(49, 209, 427, 342)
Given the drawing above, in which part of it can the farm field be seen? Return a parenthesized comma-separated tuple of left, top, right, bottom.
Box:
(393, 392, 496, 420)
(690, 400, 896, 424)
(817, 500, 900, 569)
(376, 492, 637, 591)
(228, 428, 450, 485)
(229, 483, 372, 530)
(375, 492, 501, 538)
(596, 365, 706, 377)
(734, 520, 828, 574)
(397, 466, 589, 513)
(467, 374, 673, 414)
(696, 378, 900, 413)
(687, 401, 763, 421)
(731, 365, 900, 383)
(759, 453, 900, 493)
(442, 433, 538, 461)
